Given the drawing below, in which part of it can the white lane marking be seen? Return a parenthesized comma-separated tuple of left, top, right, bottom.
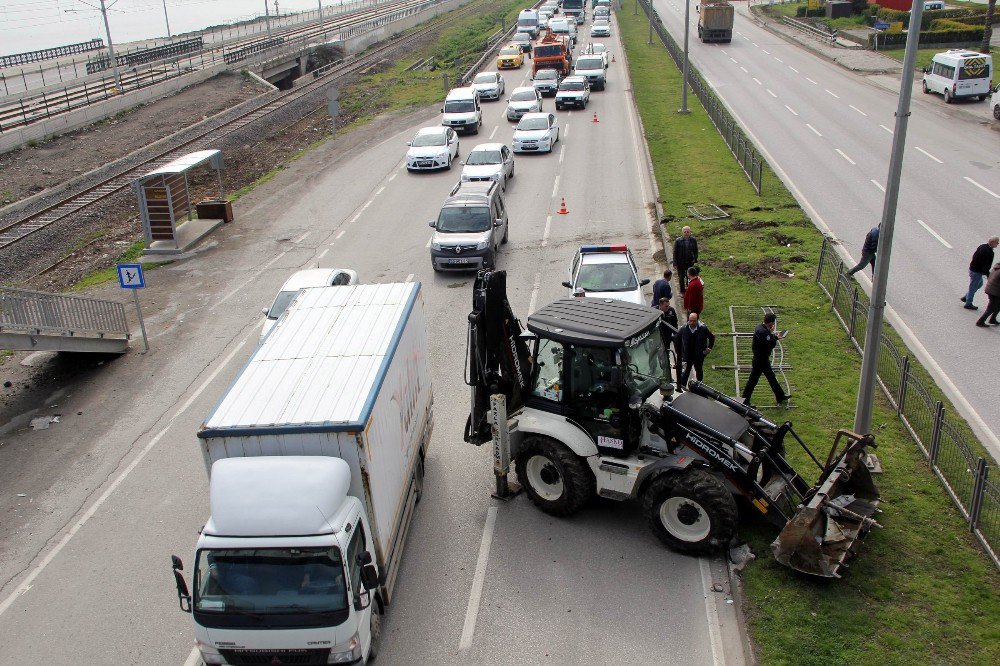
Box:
(375, 186, 385, 196)
(916, 146, 943, 164)
(805, 77, 818, 85)
(774, 57, 784, 63)
(213, 251, 288, 311)
(753, 77, 762, 86)
(564, 122, 570, 138)
(425, 237, 432, 248)
(835, 149, 855, 165)
(742, 34, 750, 41)
(871, 179, 885, 192)
(541, 215, 553, 247)
(720, 49, 728, 55)
(387, 172, 397, 183)
(789, 66, 799, 73)
(917, 219, 953, 248)
(784, 104, 798, 116)
(458, 506, 498, 651)
(528, 272, 542, 314)
(0, 331, 254, 618)
(965, 177, 1000, 198)
(761, 49, 770, 54)
(849, 104, 867, 117)
(766, 89, 777, 98)
(752, 42, 759, 48)
(699, 559, 725, 666)
(740, 66, 748, 73)
(806, 123, 822, 137)
(880, 124, 894, 134)
(489, 125, 498, 140)
(293, 231, 310, 244)
(317, 248, 329, 261)
(404, 273, 414, 283)
(559, 145, 565, 164)
(825, 89, 840, 99)
(336, 229, 346, 239)
(184, 647, 200, 666)
(551, 174, 561, 199)
(729, 57, 738, 64)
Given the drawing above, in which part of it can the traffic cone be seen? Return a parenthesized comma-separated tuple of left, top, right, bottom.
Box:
(612, 53, 616, 63)
(558, 197, 569, 215)
(592, 112, 600, 123)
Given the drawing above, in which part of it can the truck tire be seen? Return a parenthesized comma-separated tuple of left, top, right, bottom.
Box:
(515, 436, 594, 516)
(367, 600, 383, 662)
(642, 468, 737, 555)
(944, 89, 952, 104)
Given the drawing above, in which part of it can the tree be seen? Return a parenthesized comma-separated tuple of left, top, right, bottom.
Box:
(980, 0, 996, 55)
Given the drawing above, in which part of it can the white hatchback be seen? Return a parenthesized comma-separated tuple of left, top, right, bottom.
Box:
(261, 268, 359, 341)
(562, 245, 649, 305)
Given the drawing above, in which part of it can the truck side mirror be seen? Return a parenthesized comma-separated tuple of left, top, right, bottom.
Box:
(171, 555, 192, 613)
(494, 218, 503, 228)
(561, 281, 572, 288)
(358, 551, 380, 590)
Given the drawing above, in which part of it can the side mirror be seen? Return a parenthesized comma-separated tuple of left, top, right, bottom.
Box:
(359, 551, 380, 590)
(428, 220, 436, 228)
(640, 278, 651, 286)
(171, 555, 192, 613)
(922, 67, 929, 74)
(440, 107, 445, 113)
(494, 219, 503, 228)
(562, 281, 572, 288)
(261, 307, 269, 316)
(406, 141, 412, 146)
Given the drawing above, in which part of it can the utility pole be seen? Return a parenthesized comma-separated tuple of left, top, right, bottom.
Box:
(98, 0, 123, 92)
(679, 0, 691, 113)
(162, 0, 172, 38)
(264, 0, 273, 39)
(853, 2, 925, 434)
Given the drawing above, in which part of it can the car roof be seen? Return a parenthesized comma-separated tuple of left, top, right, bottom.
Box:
(279, 268, 351, 291)
(520, 112, 550, 121)
(415, 126, 449, 137)
(469, 142, 505, 152)
(580, 252, 630, 266)
(527, 299, 660, 348)
(562, 75, 586, 83)
(511, 86, 536, 94)
(475, 71, 499, 78)
(500, 43, 521, 49)
(447, 86, 477, 99)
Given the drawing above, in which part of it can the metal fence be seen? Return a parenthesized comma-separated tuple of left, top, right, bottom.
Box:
(636, 0, 763, 194)
(87, 37, 205, 74)
(816, 239, 999, 569)
(0, 286, 129, 338)
(1, 39, 105, 68)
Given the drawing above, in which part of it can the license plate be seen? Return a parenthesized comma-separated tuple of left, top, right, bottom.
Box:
(418, 161, 432, 167)
(449, 258, 471, 264)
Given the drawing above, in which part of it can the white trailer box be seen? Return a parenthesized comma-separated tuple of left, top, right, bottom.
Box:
(175, 283, 432, 665)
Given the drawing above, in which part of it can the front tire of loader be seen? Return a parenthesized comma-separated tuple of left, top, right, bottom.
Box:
(515, 436, 594, 517)
(642, 468, 737, 555)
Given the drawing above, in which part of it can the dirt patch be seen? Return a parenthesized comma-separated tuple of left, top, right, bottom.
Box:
(0, 73, 263, 209)
(732, 219, 779, 232)
(770, 232, 801, 247)
(704, 255, 792, 282)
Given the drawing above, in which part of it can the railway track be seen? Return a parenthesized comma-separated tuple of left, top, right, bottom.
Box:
(0, 0, 485, 252)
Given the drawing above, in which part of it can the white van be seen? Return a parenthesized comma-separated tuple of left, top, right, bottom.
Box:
(517, 9, 540, 37)
(441, 86, 482, 134)
(921, 49, 993, 103)
(991, 85, 1000, 121)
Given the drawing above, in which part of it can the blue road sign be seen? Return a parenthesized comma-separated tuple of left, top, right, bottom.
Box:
(874, 21, 890, 30)
(117, 263, 145, 289)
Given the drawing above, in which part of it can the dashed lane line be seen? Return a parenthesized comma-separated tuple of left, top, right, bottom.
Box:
(789, 66, 799, 73)
(766, 89, 777, 98)
(806, 123, 822, 137)
(541, 215, 552, 248)
(784, 104, 798, 116)
(871, 179, 885, 192)
(528, 272, 542, 314)
(458, 506, 498, 652)
(317, 248, 329, 261)
(489, 125, 498, 140)
(404, 273, 414, 283)
(917, 219, 953, 248)
(752, 77, 762, 86)
(835, 149, 855, 165)
(774, 57, 784, 63)
(880, 124, 893, 134)
(849, 105, 867, 117)
(740, 66, 748, 73)
(293, 231, 310, 244)
(825, 89, 840, 99)
(916, 146, 943, 164)
(964, 176, 1000, 198)
(559, 144, 565, 164)
(551, 174, 561, 199)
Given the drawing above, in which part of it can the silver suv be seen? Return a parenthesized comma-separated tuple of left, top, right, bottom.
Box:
(429, 181, 509, 272)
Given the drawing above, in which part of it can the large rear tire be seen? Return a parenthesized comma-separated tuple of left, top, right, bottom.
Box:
(515, 436, 594, 516)
(642, 468, 737, 555)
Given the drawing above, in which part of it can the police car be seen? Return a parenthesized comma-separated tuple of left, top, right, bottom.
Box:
(562, 245, 649, 305)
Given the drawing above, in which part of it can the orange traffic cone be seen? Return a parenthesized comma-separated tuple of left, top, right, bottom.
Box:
(592, 112, 600, 123)
(558, 197, 569, 215)
(612, 53, 616, 63)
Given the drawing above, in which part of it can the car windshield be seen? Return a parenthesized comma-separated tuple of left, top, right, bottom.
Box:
(513, 33, 530, 42)
(576, 262, 638, 292)
(267, 290, 298, 320)
(594, 20, 609, 26)
(517, 117, 549, 131)
(622, 333, 669, 398)
(474, 73, 496, 84)
(578, 57, 602, 69)
(560, 81, 585, 91)
(535, 69, 559, 80)
(436, 206, 492, 233)
(194, 548, 348, 615)
(500, 47, 520, 56)
(444, 99, 475, 113)
(467, 150, 502, 165)
(511, 90, 537, 101)
(411, 133, 446, 147)
(591, 44, 607, 52)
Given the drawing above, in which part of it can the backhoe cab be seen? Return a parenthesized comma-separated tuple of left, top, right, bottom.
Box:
(465, 270, 880, 578)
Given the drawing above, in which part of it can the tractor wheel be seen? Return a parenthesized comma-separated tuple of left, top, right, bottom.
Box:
(515, 436, 594, 516)
(642, 468, 737, 555)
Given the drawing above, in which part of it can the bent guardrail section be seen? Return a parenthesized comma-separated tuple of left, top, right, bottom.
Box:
(0, 286, 130, 353)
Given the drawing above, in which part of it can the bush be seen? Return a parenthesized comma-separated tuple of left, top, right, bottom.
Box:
(876, 7, 993, 30)
(795, 6, 826, 18)
(870, 25, 984, 47)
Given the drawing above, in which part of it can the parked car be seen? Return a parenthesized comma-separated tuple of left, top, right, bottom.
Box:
(512, 112, 560, 154)
(461, 143, 515, 191)
(405, 126, 460, 171)
(555, 75, 591, 109)
(260, 268, 359, 340)
(921, 49, 993, 103)
(506, 86, 544, 121)
(429, 181, 509, 271)
(562, 245, 648, 305)
(472, 71, 506, 100)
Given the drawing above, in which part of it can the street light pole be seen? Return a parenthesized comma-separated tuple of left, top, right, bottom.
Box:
(98, 0, 123, 92)
(264, 0, 273, 39)
(162, 0, 172, 38)
(679, 0, 691, 113)
(853, 2, 925, 434)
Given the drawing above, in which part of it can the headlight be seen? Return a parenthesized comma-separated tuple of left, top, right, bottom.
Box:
(476, 240, 489, 250)
(196, 643, 224, 665)
(490, 173, 500, 181)
(430, 240, 442, 251)
(327, 633, 362, 663)
(461, 173, 471, 181)
(531, 104, 539, 111)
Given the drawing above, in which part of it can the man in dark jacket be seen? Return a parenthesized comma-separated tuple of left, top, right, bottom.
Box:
(975, 263, 1000, 327)
(846, 225, 880, 277)
(650, 269, 673, 307)
(672, 226, 698, 293)
(961, 237, 998, 310)
(657, 297, 679, 353)
(676, 312, 715, 389)
(741, 313, 789, 405)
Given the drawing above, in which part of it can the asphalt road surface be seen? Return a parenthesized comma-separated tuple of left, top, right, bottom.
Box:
(650, 0, 1000, 459)
(0, 14, 744, 666)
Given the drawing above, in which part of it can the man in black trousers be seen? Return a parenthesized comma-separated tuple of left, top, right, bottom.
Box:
(672, 226, 698, 294)
(676, 312, 715, 389)
(742, 313, 789, 405)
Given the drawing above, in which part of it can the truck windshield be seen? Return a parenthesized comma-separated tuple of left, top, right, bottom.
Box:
(517, 18, 537, 27)
(437, 206, 492, 233)
(577, 57, 602, 69)
(535, 46, 563, 58)
(194, 548, 348, 624)
(622, 333, 669, 398)
(444, 99, 475, 113)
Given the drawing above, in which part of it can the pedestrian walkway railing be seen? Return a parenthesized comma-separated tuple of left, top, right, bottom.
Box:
(636, 0, 764, 194)
(0, 286, 129, 338)
(817, 239, 999, 570)
(780, 16, 838, 45)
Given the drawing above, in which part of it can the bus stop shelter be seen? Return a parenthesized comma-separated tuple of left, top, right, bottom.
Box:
(133, 149, 233, 254)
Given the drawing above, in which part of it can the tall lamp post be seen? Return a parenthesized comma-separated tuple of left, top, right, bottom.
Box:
(162, 0, 172, 38)
(679, 0, 691, 114)
(853, 2, 925, 434)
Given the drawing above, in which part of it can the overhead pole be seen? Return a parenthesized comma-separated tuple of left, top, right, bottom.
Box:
(853, 2, 925, 435)
(679, 0, 690, 114)
(98, 0, 123, 92)
(264, 0, 273, 39)
(162, 0, 172, 38)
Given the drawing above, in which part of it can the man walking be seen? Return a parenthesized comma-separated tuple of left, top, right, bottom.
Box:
(742, 313, 789, 405)
(975, 263, 1000, 327)
(676, 312, 715, 389)
(672, 226, 699, 293)
(961, 237, 998, 310)
(650, 269, 673, 307)
(683, 266, 704, 316)
(846, 224, 880, 277)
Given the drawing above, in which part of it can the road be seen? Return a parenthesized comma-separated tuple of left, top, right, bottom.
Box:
(0, 13, 744, 666)
(651, 0, 1000, 459)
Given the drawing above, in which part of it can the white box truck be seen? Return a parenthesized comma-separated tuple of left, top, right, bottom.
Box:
(170, 282, 433, 666)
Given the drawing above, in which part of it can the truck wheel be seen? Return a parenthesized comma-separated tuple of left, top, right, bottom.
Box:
(944, 89, 952, 104)
(922, 80, 930, 94)
(414, 455, 425, 503)
(367, 600, 382, 662)
(642, 469, 737, 555)
(515, 436, 594, 516)
(994, 104, 1000, 120)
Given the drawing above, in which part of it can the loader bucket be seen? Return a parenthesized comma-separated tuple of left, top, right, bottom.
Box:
(771, 433, 880, 578)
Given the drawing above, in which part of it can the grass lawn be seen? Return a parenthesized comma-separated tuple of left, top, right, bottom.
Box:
(619, 6, 1000, 665)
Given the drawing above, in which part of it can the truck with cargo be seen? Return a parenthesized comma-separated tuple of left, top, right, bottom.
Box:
(563, 0, 586, 24)
(533, 30, 572, 76)
(697, 2, 734, 43)
(170, 282, 433, 666)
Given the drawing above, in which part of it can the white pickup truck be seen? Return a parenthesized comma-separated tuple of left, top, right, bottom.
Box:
(171, 282, 433, 666)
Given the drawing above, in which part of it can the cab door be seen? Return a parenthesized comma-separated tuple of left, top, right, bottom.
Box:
(345, 514, 373, 656)
(566, 345, 629, 455)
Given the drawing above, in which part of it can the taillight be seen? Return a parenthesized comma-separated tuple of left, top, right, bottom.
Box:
(953, 83, 957, 94)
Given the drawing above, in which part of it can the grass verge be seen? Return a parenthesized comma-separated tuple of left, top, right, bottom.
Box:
(619, 7, 1000, 665)
(69, 240, 169, 291)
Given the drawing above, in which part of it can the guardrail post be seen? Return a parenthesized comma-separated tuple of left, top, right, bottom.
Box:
(817, 238, 827, 284)
(831, 259, 843, 309)
(848, 285, 859, 340)
(969, 458, 988, 531)
(897, 355, 909, 416)
(929, 400, 944, 466)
